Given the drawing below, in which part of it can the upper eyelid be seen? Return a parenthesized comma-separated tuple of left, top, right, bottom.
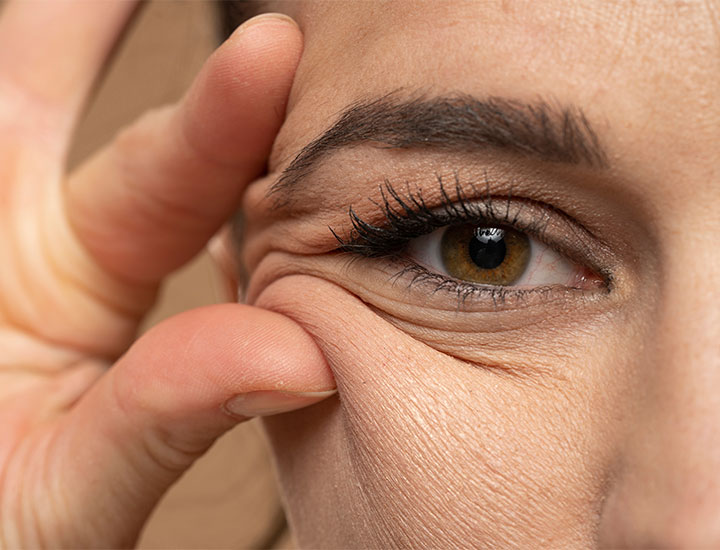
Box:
(330, 177, 613, 286)
(335, 177, 552, 252)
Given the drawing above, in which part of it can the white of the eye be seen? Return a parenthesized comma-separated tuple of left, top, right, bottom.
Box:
(405, 226, 578, 287)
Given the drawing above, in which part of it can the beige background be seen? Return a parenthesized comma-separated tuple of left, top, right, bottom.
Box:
(69, 2, 291, 548)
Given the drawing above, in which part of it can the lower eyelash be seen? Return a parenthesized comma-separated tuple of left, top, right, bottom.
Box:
(391, 261, 522, 308)
(330, 175, 613, 307)
(386, 259, 580, 310)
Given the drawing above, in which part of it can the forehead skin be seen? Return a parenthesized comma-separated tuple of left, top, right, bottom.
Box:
(245, 1, 720, 548)
(272, 0, 718, 188)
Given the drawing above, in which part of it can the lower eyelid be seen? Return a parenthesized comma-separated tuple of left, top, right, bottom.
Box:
(382, 259, 597, 311)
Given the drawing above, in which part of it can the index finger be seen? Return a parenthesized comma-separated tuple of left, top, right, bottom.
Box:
(66, 14, 303, 283)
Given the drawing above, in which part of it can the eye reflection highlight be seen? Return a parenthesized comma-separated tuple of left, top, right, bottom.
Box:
(333, 179, 610, 300)
(441, 225, 530, 285)
(407, 223, 588, 288)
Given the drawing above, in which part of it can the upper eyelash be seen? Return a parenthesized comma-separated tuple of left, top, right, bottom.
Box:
(327, 174, 615, 307)
(330, 174, 551, 258)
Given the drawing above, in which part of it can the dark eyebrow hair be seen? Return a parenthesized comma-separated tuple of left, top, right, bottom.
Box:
(270, 94, 608, 201)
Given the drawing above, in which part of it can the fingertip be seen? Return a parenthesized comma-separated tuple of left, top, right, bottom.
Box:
(180, 12, 303, 168)
(224, 11, 303, 76)
(233, 12, 300, 36)
(115, 304, 335, 414)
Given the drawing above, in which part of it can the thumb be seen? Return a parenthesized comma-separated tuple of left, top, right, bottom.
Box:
(47, 304, 335, 547)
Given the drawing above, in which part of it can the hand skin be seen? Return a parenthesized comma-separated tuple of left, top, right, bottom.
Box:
(237, 0, 720, 548)
(0, 3, 334, 548)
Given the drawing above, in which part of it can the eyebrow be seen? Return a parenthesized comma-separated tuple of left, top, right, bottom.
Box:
(271, 94, 608, 200)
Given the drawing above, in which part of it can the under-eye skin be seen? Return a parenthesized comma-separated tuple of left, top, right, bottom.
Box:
(330, 178, 609, 308)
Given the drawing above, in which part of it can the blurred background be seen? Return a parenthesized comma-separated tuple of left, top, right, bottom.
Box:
(69, 2, 290, 548)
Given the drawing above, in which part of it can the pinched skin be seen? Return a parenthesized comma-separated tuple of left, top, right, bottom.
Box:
(0, 5, 335, 547)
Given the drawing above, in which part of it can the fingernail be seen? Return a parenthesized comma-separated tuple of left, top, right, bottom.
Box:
(223, 389, 336, 418)
(238, 12, 298, 32)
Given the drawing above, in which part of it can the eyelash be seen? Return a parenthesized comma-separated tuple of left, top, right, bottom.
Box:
(330, 175, 611, 306)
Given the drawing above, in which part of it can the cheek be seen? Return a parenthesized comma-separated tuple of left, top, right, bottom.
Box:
(256, 274, 621, 548)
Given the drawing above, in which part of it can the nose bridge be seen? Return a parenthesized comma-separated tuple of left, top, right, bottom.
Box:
(657, 212, 720, 410)
(652, 277, 720, 522)
(600, 214, 720, 546)
(647, 217, 720, 510)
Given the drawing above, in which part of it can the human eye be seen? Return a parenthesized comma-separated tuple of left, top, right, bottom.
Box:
(332, 177, 610, 308)
(406, 223, 598, 288)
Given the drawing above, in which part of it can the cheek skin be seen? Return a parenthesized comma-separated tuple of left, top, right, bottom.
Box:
(256, 274, 624, 548)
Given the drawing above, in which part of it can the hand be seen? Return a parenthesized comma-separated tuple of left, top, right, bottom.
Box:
(0, 2, 334, 547)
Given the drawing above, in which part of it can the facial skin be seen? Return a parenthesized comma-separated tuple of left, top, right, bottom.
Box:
(237, 1, 720, 547)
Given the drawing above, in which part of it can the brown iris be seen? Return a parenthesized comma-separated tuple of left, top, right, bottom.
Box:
(440, 224, 531, 285)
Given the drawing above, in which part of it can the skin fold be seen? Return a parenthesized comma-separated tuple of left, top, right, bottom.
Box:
(0, 0, 717, 547)
(0, 5, 335, 547)
(237, 1, 720, 547)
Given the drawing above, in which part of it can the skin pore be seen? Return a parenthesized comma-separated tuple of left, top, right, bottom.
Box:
(235, 1, 720, 548)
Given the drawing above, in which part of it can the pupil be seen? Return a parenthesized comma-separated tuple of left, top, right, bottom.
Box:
(468, 227, 507, 269)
